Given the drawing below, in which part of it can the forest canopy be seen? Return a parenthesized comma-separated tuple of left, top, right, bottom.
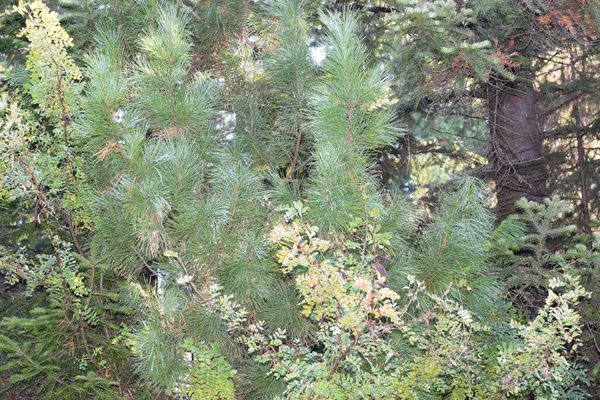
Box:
(1, 0, 599, 399)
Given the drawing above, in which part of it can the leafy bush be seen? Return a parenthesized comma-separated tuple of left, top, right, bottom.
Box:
(201, 204, 591, 399)
(0, 1, 596, 399)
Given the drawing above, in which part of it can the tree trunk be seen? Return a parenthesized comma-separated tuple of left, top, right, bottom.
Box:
(487, 75, 547, 219)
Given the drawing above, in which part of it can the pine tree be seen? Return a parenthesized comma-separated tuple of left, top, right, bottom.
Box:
(0, 0, 596, 399)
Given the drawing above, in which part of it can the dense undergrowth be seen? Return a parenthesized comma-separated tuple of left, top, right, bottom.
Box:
(0, 0, 598, 398)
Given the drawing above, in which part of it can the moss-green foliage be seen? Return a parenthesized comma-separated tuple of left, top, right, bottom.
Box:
(383, 0, 514, 107)
(495, 197, 599, 310)
(182, 339, 237, 400)
(0, 241, 129, 399)
(0, 2, 136, 397)
(305, 10, 402, 234)
(493, 196, 600, 389)
(214, 208, 591, 399)
(0, 1, 597, 399)
(233, 0, 316, 175)
(389, 177, 502, 316)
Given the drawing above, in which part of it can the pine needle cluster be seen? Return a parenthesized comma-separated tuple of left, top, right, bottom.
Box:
(0, 1, 596, 399)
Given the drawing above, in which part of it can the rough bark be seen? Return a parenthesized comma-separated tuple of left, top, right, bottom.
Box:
(488, 75, 547, 218)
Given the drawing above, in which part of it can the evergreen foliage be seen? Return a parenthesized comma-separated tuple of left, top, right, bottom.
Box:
(493, 196, 600, 383)
(221, 209, 591, 399)
(0, 0, 598, 399)
(390, 178, 502, 316)
(305, 10, 400, 233)
(0, 240, 127, 399)
(496, 197, 599, 310)
(384, 0, 515, 105)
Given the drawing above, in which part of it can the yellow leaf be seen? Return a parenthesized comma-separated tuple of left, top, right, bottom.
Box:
(301, 304, 312, 317)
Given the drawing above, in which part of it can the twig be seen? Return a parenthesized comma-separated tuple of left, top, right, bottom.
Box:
(585, 321, 600, 355)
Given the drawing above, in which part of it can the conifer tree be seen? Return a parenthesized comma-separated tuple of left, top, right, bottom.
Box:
(0, 2, 134, 397)
(0, 0, 596, 399)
